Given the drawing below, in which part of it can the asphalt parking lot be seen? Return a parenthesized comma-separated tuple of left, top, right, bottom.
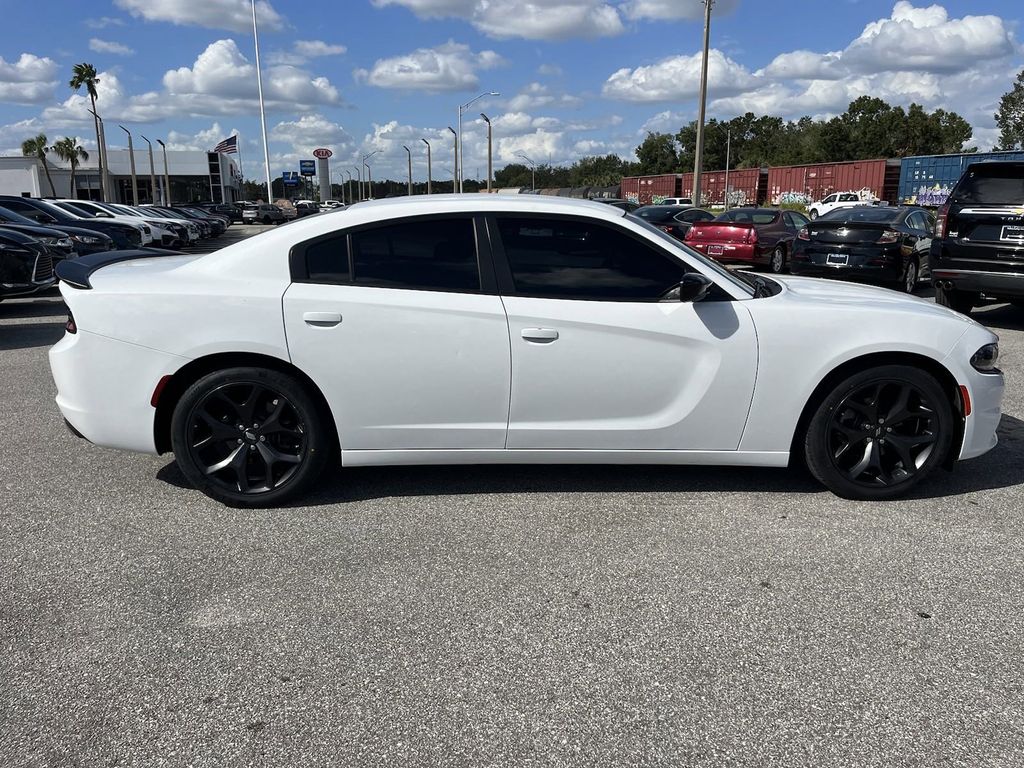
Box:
(2, 254, 1023, 765)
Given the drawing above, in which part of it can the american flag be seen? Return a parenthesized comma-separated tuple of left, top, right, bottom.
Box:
(212, 135, 238, 154)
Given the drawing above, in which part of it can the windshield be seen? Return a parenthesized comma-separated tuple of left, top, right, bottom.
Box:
(633, 206, 675, 220)
(0, 206, 37, 224)
(819, 207, 898, 223)
(952, 165, 1024, 205)
(629, 216, 754, 297)
(55, 201, 95, 217)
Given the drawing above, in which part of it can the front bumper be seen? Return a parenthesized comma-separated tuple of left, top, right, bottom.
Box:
(942, 330, 1005, 461)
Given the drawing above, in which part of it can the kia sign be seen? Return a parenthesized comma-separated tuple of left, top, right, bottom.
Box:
(299, 160, 316, 176)
(313, 148, 333, 159)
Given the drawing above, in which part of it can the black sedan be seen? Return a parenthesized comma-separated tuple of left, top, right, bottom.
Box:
(631, 205, 715, 241)
(790, 205, 934, 293)
(0, 196, 142, 250)
(0, 229, 54, 302)
(0, 205, 113, 257)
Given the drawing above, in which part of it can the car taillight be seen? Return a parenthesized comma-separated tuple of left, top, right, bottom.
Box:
(659, 225, 673, 233)
(797, 227, 810, 241)
(684, 227, 695, 241)
(66, 312, 77, 334)
(935, 203, 949, 238)
(877, 229, 899, 244)
(745, 228, 758, 244)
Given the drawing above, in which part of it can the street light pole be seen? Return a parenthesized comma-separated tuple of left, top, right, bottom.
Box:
(457, 91, 499, 193)
(141, 135, 157, 204)
(447, 127, 457, 193)
(692, 0, 713, 208)
(361, 150, 379, 200)
(480, 113, 493, 193)
(119, 125, 139, 205)
(353, 165, 362, 201)
(156, 139, 170, 204)
(516, 152, 536, 192)
(403, 145, 412, 195)
(251, 0, 273, 205)
(421, 138, 432, 195)
(87, 109, 109, 202)
(344, 170, 352, 204)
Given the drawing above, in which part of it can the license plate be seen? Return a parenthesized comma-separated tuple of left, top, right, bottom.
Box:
(826, 253, 848, 266)
(1000, 225, 1024, 243)
(707, 245, 724, 256)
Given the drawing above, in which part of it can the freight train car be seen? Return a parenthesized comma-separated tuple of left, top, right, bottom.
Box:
(680, 168, 767, 207)
(899, 151, 1024, 206)
(621, 174, 682, 205)
(767, 159, 900, 206)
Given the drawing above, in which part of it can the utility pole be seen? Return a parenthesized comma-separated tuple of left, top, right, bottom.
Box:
(421, 139, 432, 195)
(403, 145, 412, 195)
(119, 125, 139, 205)
(480, 113, 493, 192)
(692, 0, 713, 208)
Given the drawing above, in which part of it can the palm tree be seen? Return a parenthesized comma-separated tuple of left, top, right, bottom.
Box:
(51, 137, 89, 198)
(69, 63, 103, 199)
(21, 134, 56, 196)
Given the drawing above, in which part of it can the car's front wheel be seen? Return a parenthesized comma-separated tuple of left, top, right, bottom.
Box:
(170, 367, 332, 507)
(803, 364, 954, 500)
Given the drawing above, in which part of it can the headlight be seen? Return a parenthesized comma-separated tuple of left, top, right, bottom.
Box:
(71, 234, 103, 244)
(57, 237, 73, 248)
(40, 236, 58, 245)
(970, 343, 1000, 373)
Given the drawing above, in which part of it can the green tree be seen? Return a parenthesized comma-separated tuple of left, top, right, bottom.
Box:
(69, 63, 103, 198)
(995, 69, 1024, 150)
(635, 132, 679, 174)
(21, 134, 55, 196)
(50, 136, 89, 197)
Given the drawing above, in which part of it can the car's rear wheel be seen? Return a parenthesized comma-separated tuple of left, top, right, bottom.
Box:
(809, 209, 818, 220)
(262, 215, 271, 224)
(171, 367, 331, 507)
(900, 256, 919, 293)
(935, 283, 978, 314)
(769, 246, 786, 274)
(803, 364, 953, 500)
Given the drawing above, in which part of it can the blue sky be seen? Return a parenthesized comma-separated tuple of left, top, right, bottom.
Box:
(0, 0, 1021, 183)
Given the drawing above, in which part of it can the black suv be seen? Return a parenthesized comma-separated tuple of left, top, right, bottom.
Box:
(0, 229, 54, 302)
(930, 161, 1024, 313)
(0, 196, 142, 250)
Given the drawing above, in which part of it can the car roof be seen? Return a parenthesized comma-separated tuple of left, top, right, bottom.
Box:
(340, 194, 628, 221)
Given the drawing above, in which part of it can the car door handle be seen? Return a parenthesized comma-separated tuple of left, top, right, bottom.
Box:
(303, 311, 342, 327)
(521, 328, 559, 343)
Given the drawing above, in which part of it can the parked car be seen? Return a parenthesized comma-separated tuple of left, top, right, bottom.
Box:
(0, 206, 113, 256)
(321, 200, 345, 210)
(808, 192, 878, 220)
(592, 198, 639, 213)
(790, 205, 933, 293)
(171, 207, 227, 235)
(632, 205, 714, 241)
(295, 201, 321, 218)
(243, 204, 286, 225)
(51, 196, 1002, 507)
(661, 197, 694, 207)
(685, 207, 809, 273)
(54, 199, 178, 248)
(0, 211, 76, 262)
(274, 200, 299, 220)
(0, 228, 55, 302)
(198, 203, 242, 222)
(0, 196, 144, 250)
(930, 161, 1024, 314)
(139, 206, 202, 244)
(98, 203, 192, 248)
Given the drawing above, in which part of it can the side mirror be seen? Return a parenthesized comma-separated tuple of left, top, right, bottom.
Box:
(666, 273, 713, 303)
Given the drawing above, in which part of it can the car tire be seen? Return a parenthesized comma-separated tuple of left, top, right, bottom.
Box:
(170, 366, 332, 508)
(809, 209, 818, 220)
(769, 246, 786, 274)
(900, 256, 919, 294)
(934, 283, 978, 314)
(803, 364, 954, 501)
(262, 215, 271, 224)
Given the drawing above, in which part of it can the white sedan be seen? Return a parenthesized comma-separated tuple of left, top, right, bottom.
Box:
(50, 196, 1004, 507)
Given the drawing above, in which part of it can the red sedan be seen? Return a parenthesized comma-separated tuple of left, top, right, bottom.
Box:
(685, 207, 809, 273)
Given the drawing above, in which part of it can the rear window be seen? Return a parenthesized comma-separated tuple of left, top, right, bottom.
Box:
(952, 165, 1024, 205)
(819, 207, 898, 223)
(716, 209, 777, 225)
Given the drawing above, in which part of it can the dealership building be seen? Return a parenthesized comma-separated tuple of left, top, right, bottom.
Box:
(0, 149, 241, 204)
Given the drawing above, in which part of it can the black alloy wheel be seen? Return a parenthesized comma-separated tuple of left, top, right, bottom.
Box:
(804, 365, 953, 500)
(171, 367, 331, 506)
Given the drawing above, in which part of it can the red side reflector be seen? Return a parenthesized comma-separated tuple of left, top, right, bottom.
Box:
(959, 385, 972, 417)
(151, 375, 172, 407)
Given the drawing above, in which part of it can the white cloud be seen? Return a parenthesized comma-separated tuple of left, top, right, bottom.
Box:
(603, 49, 756, 102)
(537, 63, 563, 77)
(355, 41, 502, 92)
(0, 53, 59, 105)
(639, 110, 688, 135)
(270, 39, 348, 66)
(84, 16, 126, 29)
(623, 0, 739, 20)
(271, 114, 354, 153)
(113, 0, 285, 33)
(89, 38, 136, 56)
(506, 82, 583, 111)
(165, 123, 238, 151)
(371, 0, 623, 40)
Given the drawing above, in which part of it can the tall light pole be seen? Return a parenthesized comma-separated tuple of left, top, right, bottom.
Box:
(119, 125, 139, 205)
(402, 145, 412, 196)
(156, 139, 170, 204)
(140, 135, 157, 204)
(421, 138, 432, 195)
(516, 152, 536, 192)
(251, 0, 273, 204)
(361, 150, 379, 200)
(447, 127, 457, 193)
(87, 108, 109, 201)
(692, 0, 713, 207)
(344, 170, 352, 204)
(479, 113, 493, 193)
(458, 90, 499, 193)
(353, 165, 362, 201)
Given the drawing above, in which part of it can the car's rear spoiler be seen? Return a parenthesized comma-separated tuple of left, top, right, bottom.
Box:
(54, 248, 184, 289)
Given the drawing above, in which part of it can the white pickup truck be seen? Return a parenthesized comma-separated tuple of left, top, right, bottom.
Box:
(808, 191, 879, 220)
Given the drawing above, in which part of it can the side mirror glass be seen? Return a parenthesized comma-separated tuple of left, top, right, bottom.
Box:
(664, 273, 713, 303)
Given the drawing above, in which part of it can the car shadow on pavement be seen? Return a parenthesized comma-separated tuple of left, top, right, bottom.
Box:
(0, 296, 65, 320)
(0, 321, 65, 351)
(971, 303, 1024, 332)
(156, 414, 1024, 506)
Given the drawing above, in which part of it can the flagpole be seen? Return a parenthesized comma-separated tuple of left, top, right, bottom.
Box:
(237, 136, 245, 202)
(252, 0, 272, 203)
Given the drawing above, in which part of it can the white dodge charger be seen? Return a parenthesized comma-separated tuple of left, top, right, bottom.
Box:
(50, 196, 1004, 507)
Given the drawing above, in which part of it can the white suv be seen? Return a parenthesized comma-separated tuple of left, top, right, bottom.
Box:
(661, 197, 693, 207)
(808, 192, 875, 220)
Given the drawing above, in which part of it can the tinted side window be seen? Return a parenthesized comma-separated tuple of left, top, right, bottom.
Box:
(496, 217, 684, 300)
(304, 235, 350, 283)
(352, 217, 478, 291)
